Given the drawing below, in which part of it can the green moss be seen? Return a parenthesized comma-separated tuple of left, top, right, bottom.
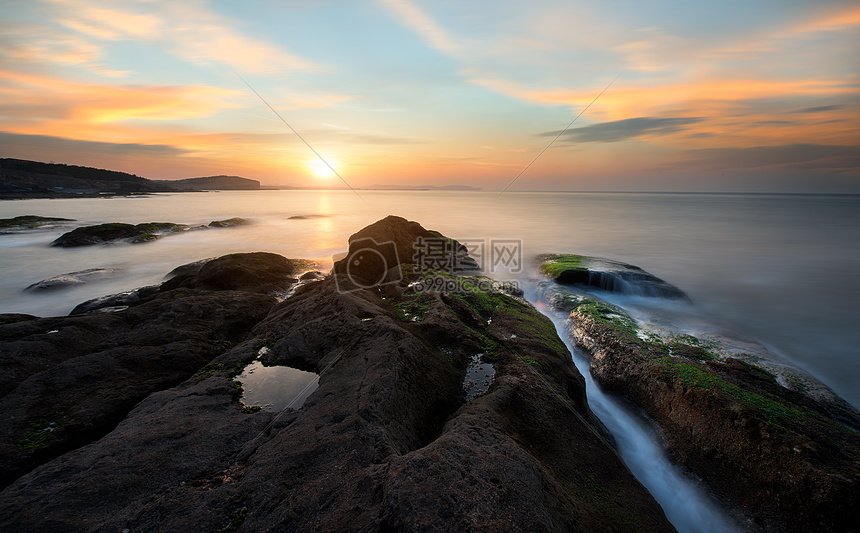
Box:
(0, 215, 73, 229)
(230, 380, 244, 402)
(215, 507, 248, 533)
(522, 356, 541, 367)
(496, 302, 567, 356)
(393, 292, 434, 322)
(577, 302, 642, 348)
(240, 405, 263, 414)
(16, 413, 68, 450)
(536, 254, 587, 279)
(657, 358, 807, 427)
(226, 363, 246, 379)
(667, 342, 715, 361)
(195, 362, 225, 377)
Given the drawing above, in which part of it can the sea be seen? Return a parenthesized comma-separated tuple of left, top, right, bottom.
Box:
(1, 190, 858, 531)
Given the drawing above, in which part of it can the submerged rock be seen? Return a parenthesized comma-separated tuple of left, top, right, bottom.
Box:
(24, 268, 119, 291)
(0, 215, 75, 233)
(536, 253, 689, 299)
(208, 217, 249, 228)
(0, 217, 675, 532)
(50, 222, 190, 247)
(537, 267, 860, 532)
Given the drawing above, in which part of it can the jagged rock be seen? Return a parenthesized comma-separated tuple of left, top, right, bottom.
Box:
(0, 217, 676, 532)
(536, 254, 688, 299)
(24, 268, 119, 291)
(333, 214, 479, 291)
(50, 222, 191, 247)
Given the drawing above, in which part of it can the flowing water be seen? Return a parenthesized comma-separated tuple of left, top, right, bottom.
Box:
(2, 190, 858, 531)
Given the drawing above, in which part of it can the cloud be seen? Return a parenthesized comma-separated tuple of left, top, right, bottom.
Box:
(542, 117, 704, 143)
(1, 70, 241, 125)
(43, 0, 318, 73)
(377, 0, 459, 55)
(791, 105, 844, 114)
(680, 144, 860, 172)
(0, 131, 188, 158)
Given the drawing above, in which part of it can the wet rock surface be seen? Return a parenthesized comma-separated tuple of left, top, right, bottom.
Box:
(50, 221, 193, 246)
(0, 218, 675, 533)
(537, 254, 688, 299)
(0, 215, 75, 233)
(536, 258, 860, 533)
(24, 268, 120, 291)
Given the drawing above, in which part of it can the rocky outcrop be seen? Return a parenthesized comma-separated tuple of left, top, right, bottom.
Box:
(50, 222, 194, 246)
(161, 252, 315, 295)
(536, 260, 860, 533)
(0, 217, 675, 532)
(537, 254, 688, 299)
(24, 268, 119, 291)
(209, 217, 250, 228)
(69, 285, 160, 315)
(333, 215, 479, 290)
(0, 288, 277, 490)
(0, 215, 75, 233)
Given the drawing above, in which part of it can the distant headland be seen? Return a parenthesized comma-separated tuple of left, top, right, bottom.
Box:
(0, 158, 480, 199)
(0, 158, 260, 199)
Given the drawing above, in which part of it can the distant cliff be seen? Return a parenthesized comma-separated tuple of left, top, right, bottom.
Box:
(161, 176, 260, 190)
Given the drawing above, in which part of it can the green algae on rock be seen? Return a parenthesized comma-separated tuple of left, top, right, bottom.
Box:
(536, 259, 860, 533)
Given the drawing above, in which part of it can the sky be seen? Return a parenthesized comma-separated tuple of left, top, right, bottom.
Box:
(1, 0, 858, 192)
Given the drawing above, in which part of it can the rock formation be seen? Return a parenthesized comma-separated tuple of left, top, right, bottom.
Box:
(536, 255, 860, 533)
(0, 218, 674, 532)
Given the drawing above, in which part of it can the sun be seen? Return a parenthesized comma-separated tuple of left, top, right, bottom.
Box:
(308, 158, 336, 178)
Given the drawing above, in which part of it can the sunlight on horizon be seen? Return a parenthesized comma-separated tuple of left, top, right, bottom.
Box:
(308, 158, 337, 179)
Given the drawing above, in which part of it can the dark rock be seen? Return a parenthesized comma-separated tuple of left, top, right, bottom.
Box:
(333, 215, 479, 291)
(51, 222, 190, 247)
(69, 285, 160, 315)
(556, 288, 860, 532)
(161, 252, 313, 295)
(0, 219, 676, 532)
(0, 286, 276, 490)
(0, 215, 75, 233)
(24, 268, 119, 291)
(298, 270, 324, 281)
(536, 254, 689, 299)
(0, 273, 673, 533)
(208, 217, 250, 228)
(163, 258, 214, 280)
(288, 214, 328, 220)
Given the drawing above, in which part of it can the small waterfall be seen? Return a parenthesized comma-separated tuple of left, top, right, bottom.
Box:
(538, 308, 741, 533)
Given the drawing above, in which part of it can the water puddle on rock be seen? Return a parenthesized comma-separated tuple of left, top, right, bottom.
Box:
(236, 361, 319, 411)
(463, 354, 495, 401)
